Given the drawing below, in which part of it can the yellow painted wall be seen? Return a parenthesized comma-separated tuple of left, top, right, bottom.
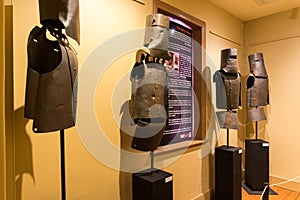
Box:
(1, 0, 5, 199)
(244, 8, 300, 186)
(9, 0, 244, 200)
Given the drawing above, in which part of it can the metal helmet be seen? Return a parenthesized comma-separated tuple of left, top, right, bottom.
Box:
(248, 52, 268, 77)
(144, 14, 170, 59)
(220, 48, 239, 73)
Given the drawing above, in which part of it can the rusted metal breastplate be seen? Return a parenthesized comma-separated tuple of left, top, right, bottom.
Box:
(214, 70, 241, 110)
(247, 75, 269, 107)
(24, 26, 78, 133)
(130, 60, 168, 122)
(130, 55, 168, 151)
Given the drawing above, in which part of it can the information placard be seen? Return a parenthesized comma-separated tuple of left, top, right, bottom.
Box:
(160, 17, 194, 145)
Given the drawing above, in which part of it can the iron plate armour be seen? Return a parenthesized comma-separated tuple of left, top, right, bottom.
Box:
(130, 60, 168, 151)
(214, 70, 241, 110)
(130, 62, 168, 121)
(248, 52, 268, 77)
(144, 14, 170, 60)
(248, 107, 267, 122)
(221, 48, 239, 73)
(24, 26, 78, 133)
(247, 75, 269, 107)
(39, 0, 80, 44)
(216, 111, 239, 130)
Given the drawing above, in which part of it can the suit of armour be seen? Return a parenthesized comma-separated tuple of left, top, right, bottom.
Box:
(130, 52, 169, 151)
(24, 25, 78, 133)
(246, 53, 269, 121)
(214, 48, 241, 130)
(130, 14, 170, 152)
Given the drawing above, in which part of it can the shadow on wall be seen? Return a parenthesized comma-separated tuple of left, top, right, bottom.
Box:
(119, 100, 150, 200)
(238, 75, 248, 172)
(242, 73, 255, 140)
(14, 107, 34, 200)
(200, 66, 220, 198)
(119, 100, 134, 200)
(202, 66, 221, 149)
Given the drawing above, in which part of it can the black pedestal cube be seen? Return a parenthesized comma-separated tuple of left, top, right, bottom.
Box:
(245, 139, 269, 192)
(132, 169, 173, 200)
(215, 145, 242, 200)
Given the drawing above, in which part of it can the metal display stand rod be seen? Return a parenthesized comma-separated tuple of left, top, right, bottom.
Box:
(255, 121, 258, 140)
(227, 129, 230, 148)
(60, 129, 66, 200)
(150, 151, 154, 171)
(255, 106, 258, 140)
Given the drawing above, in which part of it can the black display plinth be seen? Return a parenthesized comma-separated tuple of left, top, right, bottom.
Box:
(215, 145, 242, 200)
(245, 139, 269, 192)
(132, 169, 173, 200)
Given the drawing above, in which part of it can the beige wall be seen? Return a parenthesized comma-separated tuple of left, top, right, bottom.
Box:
(3, 1, 15, 200)
(1, 0, 5, 199)
(7, 1, 300, 199)
(244, 8, 300, 187)
(8, 0, 244, 200)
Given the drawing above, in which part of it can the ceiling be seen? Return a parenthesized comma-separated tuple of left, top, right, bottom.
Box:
(209, 0, 300, 21)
